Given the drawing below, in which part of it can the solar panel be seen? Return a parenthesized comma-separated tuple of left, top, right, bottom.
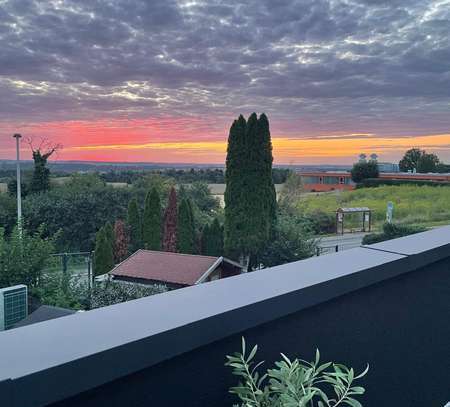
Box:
(0, 285, 28, 330)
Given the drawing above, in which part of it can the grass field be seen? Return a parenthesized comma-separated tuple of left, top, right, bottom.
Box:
(299, 185, 450, 229)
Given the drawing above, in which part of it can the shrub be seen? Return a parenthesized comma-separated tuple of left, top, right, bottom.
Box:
(362, 222, 426, 245)
(90, 281, 167, 309)
(226, 338, 368, 407)
(308, 210, 336, 235)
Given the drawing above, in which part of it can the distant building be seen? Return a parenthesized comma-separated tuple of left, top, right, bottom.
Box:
(109, 250, 244, 289)
(298, 171, 450, 192)
(378, 162, 399, 173)
(298, 171, 355, 192)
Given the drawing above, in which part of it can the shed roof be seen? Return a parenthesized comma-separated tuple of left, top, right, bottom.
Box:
(336, 207, 371, 213)
(13, 305, 76, 329)
(109, 250, 241, 286)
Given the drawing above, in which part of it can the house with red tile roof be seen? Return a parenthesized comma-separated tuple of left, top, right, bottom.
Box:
(109, 250, 244, 289)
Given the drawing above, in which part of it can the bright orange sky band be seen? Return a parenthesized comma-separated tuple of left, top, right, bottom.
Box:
(1, 120, 449, 164)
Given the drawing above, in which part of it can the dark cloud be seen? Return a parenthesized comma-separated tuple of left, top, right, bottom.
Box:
(0, 0, 449, 136)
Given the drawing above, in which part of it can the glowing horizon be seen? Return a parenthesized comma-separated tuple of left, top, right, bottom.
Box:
(1, 119, 449, 165)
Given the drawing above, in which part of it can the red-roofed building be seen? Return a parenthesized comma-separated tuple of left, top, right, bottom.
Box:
(109, 250, 244, 289)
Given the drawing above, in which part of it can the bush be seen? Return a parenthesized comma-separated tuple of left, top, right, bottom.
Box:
(259, 214, 317, 267)
(362, 222, 426, 245)
(90, 281, 167, 309)
(307, 210, 336, 235)
(226, 338, 369, 407)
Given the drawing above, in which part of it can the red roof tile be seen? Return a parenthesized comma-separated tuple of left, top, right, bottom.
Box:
(109, 250, 221, 286)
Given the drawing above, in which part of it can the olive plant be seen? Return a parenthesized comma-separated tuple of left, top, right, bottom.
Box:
(226, 338, 368, 407)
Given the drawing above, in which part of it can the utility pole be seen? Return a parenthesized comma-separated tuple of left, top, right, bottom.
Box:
(13, 134, 22, 232)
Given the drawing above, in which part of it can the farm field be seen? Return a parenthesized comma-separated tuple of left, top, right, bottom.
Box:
(299, 185, 450, 229)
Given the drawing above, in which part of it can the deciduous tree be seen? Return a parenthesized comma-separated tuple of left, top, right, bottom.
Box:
(399, 148, 424, 172)
(27, 138, 61, 194)
(351, 161, 379, 183)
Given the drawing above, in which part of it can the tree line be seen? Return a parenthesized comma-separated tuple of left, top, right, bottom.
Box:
(94, 186, 224, 275)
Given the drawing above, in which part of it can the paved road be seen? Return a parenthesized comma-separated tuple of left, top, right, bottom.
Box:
(316, 232, 368, 255)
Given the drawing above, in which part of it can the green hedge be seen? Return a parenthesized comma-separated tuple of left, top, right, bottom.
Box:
(357, 178, 450, 188)
(362, 223, 426, 245)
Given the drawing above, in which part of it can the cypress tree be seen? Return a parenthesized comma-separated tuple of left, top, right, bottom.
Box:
(177, 198, 195, 254)
(142, 188, 162, 250)
(224, 115, 247, 259)
(104, 222, 114, 249)
(224, 113, 276, 268)
(258, 113, 277, 235)
(113, 220, 129, 263)
(94, 227, 114, 276)
(205, 218, 224, 256)
(163, 187, 178, 252)
(127, 198, 142, 253)
(200, 224, 210, 255)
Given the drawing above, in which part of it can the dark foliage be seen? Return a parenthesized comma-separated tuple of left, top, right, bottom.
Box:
(142, 188, 162, 250)
(362, 222, 426, 245)
(163, 187, 178, 252)
(113, 220, 129, 263)
(351, 161, 379, 183)
(94, 226, 114, 276)
(357, 178, 450, 188)
(127, 198, 142, 253)
(177, 198, 196, 254)
(224, 113, 276, 263)
(399, 148, 440, 173)
(202, 218, 224, 257)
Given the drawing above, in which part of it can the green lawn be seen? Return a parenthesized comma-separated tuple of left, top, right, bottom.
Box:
(299, 185, 450, 229)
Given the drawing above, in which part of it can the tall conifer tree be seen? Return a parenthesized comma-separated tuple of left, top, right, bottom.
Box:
(224, 113, 276, 268)
(205, 218, 224, 256)
(200, 223, 210, 255)
(127, 198, 142, 253)
(94, 227, 114, 276)
(224, 115, 247, 259)
(258, 113, 277, 235)
(104, 222, 114, 249)
(177, 198, 195, 254)
(142, 188, 162, 250)
(163, 187, 178, 252)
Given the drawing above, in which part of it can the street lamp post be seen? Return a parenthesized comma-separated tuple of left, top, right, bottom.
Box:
(13, 133, 22, 231)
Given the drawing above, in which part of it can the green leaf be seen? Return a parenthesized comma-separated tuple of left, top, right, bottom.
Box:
(345, 397, 363, 407)
(315, 349, 320, 365)
(355, 364, 370, 379)
(349, 386, 365, 395)
(247, 344, 258, 363)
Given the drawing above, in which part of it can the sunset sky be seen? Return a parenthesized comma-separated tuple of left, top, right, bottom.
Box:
(1, 0, 449, 164)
